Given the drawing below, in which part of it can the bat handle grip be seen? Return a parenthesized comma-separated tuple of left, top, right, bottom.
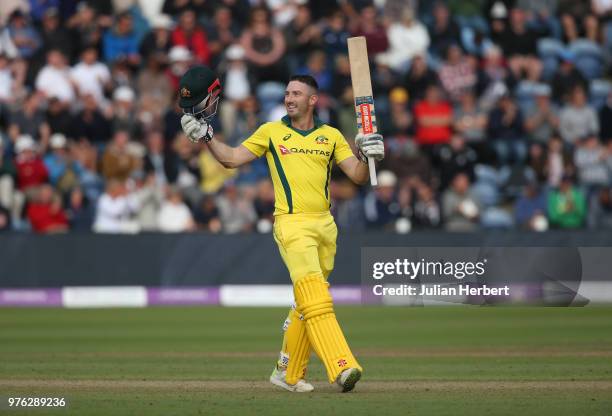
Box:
(367, 156, 378, 186)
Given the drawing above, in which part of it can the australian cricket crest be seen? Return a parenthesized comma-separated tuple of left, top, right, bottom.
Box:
(180, 87, 191, 98)
(315, 135, 329, 145)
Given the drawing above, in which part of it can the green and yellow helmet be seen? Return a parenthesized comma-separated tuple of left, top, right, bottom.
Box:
(178, 65, 221, 121)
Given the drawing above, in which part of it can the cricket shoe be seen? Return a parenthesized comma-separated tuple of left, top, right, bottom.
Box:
(336, 368, 361, 392)
(269, 367, 314, 393)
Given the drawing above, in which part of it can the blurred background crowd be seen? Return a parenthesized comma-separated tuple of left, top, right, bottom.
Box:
(1, 0, 612, 234)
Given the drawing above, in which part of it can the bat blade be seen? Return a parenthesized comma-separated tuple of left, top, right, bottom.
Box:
(347, 36, 378, 186)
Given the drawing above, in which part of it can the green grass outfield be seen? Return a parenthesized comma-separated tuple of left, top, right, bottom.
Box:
(1, 306, 611, 415)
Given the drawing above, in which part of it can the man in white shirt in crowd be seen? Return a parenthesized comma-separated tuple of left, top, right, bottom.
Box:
(70, 46, 111, 105)
(34, 49, 75, 104)
(93, 179, 140, 234)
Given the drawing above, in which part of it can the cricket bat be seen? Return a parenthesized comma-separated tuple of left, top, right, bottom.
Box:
(347, 36, 378, 186)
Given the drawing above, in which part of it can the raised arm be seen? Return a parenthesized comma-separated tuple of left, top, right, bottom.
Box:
(181, 114, 256, 169)
(206, 140, 257, 169)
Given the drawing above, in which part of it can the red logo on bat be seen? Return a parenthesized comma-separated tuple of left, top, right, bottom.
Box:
(338, 359, 347, 368)
(360, 104, 373, 134)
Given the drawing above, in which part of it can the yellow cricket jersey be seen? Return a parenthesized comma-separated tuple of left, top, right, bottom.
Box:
(241, 116, 355, 215)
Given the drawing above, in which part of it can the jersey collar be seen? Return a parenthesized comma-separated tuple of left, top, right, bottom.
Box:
(281, 115, 324, 136)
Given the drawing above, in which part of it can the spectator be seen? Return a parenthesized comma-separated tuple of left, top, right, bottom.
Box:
(43, 133, 84, 195)
(376, 8, 429, 72)
(8, 92, 49, 144)
(495, 8, 542, 81)
(172, 9, 210, 65)
(207, 7, 241, 67)
(139, 14, 173, 61)
(442, 172, 480, 232)
(547, 175, 586, 228)
(46, 97, 72, 137)
(131, 171, 163, 232)
(72, 94, 112, 144)
(65, 2, 103, 57)
(66, 187, 94, 230)
(559, 86, 599, 146)
(546, 136, 574, 188)
(330, 177, 365, 231)
(284, 5, 321, 69)
(173, 134, 202, 205)
(254, 178, 275, 223)
(321, 11, 350, 59)
(413, 84, 453, 149)
(453, 89, 487, 151)
(428, 2, 461, 58)
(437, 135, 478, 190)
(240, 6, 287, 83)
(599, 91, 612, 143)
(412, 182, 441, 228)
(0, 138, 16, 211)
(403, 54, 438, 101)
(0, 52, 22, 103)
(551, 51, 588, 104)
(14, 134, 48, 192)
(26, 184, 68, 233)
(574, 136, 609, 192)
(194, 194, 222, 233)
(349, 5, 388, 57)
(37, 7, 73, 59)
(137, 53, 173, 121)
(34, 49, 75, 104)
(524, 84, 559, 145)
(93, 179, 140, 233)
(298, 50, 331, 93)
(166, 45, 193, 91)
(514, 181, 548, 231)
(109, 86, 143, 140)
(591, 187, 612, 228)
(487, 93, 526, 165)
(143, 130, 177, 186)
(70, 46, 111, 104)
(0, 204, 10, 231)
(157, 186, 195, 232)
(103, 12, 140, 65)
(438, 44, 477, 102)
(215, 181, 256, 234)
(101, 130, 139, 182)
(380, 87, 413, 139)
(5, 9, 41, 59)
(364, 170, 401, 230)
(219, 45, 253, 140)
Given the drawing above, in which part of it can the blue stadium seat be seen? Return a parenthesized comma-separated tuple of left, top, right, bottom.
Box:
(537, 38, 564, 80)
(589, 79, 612, 110)
(569, 40, 604, 80)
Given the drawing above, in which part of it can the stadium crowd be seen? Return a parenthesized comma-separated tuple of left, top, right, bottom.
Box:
(1, 0, 612, 234)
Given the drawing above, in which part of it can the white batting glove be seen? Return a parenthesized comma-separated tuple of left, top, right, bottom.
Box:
(355, 133, 384, 163)
(181, 114, 214, 143)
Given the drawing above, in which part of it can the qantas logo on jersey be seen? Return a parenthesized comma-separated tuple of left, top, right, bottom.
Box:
(278, 144, 330, 157)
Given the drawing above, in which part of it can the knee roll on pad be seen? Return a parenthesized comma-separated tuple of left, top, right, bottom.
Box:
(294, 275, 362, 383)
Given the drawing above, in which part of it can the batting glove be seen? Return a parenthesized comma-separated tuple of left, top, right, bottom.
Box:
(355, 133, 384, 163)
(181, 114, 214, 143)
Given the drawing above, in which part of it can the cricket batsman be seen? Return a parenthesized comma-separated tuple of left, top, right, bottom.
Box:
(179, 66, 384, 392)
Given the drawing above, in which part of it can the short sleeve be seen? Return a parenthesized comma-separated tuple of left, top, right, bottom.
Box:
(333, 130, 355, 165)
(241, 124, 269, 158)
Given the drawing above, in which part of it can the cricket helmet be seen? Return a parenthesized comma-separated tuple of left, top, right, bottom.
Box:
(178, 65, 221, 121)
